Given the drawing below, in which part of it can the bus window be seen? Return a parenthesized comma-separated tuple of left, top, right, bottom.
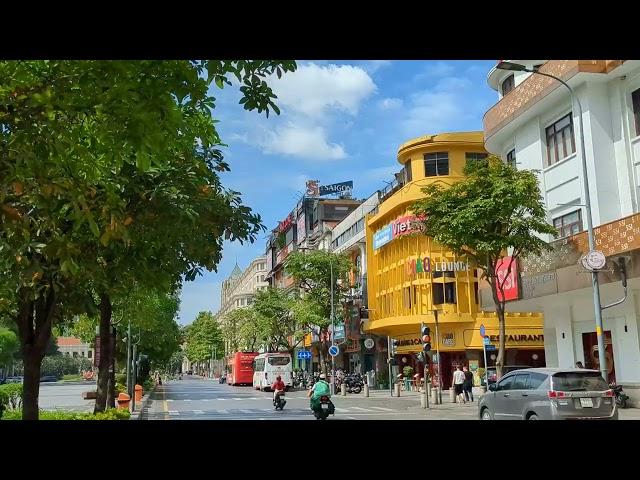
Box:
(268, 356, 290, 366)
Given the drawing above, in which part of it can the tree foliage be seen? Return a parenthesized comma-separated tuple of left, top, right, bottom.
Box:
(184, 311, 223, 363)
(0, 59, 296, 418)
(411, 157, 556, 376)
(0, 327, 19, 366)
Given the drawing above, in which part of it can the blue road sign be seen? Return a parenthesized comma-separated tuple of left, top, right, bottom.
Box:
(329, 345, 340, 357)
(485, 345, 496, 351)
(483, 336, 491, 346)
(297, 350, 311, 360)
(479, 324, 486, 338)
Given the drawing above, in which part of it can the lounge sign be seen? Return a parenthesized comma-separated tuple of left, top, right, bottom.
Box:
(406, 257, 470, 275)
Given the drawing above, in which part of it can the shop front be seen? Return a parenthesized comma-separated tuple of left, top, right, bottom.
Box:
(392, 314, 545, 388)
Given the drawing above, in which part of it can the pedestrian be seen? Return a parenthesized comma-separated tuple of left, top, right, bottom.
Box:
(462, 366, 474, 402)
(452, 365, 466, 404)
(575, 361, 584, 369)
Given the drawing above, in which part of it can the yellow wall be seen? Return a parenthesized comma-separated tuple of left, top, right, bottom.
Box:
(365, 131, 544, 342)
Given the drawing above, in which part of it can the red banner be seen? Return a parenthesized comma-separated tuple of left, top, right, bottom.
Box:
(496, 256, 519, 301)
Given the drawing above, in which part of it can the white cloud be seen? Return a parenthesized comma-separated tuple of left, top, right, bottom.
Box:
(412, 61, 456, 83)
(261, 124, 346, 161)
(270, 63, 377, 119)
(377, 97, 403, 110)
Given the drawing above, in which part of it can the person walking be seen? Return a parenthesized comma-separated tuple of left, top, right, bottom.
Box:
(452, 365, 466, 404)
(462, 366, 474, 402)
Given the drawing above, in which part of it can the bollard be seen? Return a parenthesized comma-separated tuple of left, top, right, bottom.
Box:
(116, 392, 131, 410)
(450, 388, 456, 403)
(431, 387, 439, 405)
(394, 383, 401, 397)
(134, 384, 143, 403)
(364, 384, 369, 397)
(420, 392, 427, 409)
(341, 383, 347, 396)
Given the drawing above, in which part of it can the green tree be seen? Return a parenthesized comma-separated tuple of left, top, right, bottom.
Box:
(0, 60, 296, 419)
(184, 311, 224, 366)
(284, 250, 353, 377)
(411, 157, 556, 378)
(70, 314, 98, 344)
(0, 327, 19, 368)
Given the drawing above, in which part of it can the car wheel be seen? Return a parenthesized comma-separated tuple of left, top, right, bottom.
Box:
(481, 408, 492, 420)
(528, 413, 539, 420)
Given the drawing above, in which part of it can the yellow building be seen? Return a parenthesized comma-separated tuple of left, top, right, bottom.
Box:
(364, 131, 544, 387)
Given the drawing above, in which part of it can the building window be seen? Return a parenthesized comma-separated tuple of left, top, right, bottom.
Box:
(404, 162, 412, 183)
(73, 352, 78, 358)
(545, 113, 576, 165)
(465, 152, 488, 168)
(501, 74, 515, 96)
(424, 152, 449, 177)
(632, 88, 640, 137)
(553, 210, 582, 238)
(88, 350, 92, 359)
(506, 149, 516, 168)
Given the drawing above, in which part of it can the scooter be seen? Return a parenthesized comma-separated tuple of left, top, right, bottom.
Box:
(611, 383, 629, 408)
(273, 391, 286, 410)
(312, 395, 335, 420)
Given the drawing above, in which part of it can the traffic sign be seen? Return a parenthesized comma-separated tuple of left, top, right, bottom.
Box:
(479, 324, 486, 338)
(485, 345, 496, 351)
(297, 350, 311, 360)
(364, 338, 375, 350)
(483, 336, 491, 346)
(329, 345, 340, 357)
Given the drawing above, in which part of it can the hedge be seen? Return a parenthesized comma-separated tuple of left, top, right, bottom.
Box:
(1, 408, 131, 420)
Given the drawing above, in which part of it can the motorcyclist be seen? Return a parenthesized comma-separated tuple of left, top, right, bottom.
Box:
(307, 373, 331, 411)
(272, 375, 286, 407)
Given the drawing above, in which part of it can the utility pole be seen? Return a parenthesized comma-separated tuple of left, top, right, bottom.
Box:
(433, 309, 443, 404)
(125, 319, 132, 399)
(330, 258, 336, 396)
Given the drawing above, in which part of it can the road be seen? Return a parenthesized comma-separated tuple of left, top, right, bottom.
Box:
(140, 375, 479, 420)
(38, 381, 97, 412)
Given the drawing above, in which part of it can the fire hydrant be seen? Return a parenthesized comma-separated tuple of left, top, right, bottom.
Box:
(135, 384, 143, 403)
(116, 392, 130, 410)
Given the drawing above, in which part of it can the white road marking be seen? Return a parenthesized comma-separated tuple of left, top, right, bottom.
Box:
(218, 409, 229, 414)
(169, 411, 179, 416)
(166, 399, 174, 402)
(239, 409, 253, 414)
(193, 410, 205, 415)
(184, 399, 192, 402)
(335, 408, 349, 412)
(370, 407, 394, 411)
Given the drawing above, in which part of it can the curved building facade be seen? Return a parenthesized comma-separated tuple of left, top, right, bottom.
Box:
(365, 131, 544, 388)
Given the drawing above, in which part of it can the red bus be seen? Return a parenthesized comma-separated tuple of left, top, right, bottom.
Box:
(226, 352, 259, 386)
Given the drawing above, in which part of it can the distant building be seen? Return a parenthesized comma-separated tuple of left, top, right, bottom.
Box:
(56, 336, 93, 360)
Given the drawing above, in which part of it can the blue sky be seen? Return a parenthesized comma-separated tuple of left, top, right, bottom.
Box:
(177, 59, 499, 325)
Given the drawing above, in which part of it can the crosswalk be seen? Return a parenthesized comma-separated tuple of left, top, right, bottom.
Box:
(165, 396, 321, 402)
(148, 406, 397, 418)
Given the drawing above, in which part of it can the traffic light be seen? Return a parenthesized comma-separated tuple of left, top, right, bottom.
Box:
(421, 324, 431, 352)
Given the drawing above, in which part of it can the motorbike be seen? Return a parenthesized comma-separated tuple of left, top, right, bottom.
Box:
(273, 391, 286, 410)
(610, 383, 629, 408)
(219, 375, 227, 384)
(311, 395, 335, 420)
(335, 373, 364, 394)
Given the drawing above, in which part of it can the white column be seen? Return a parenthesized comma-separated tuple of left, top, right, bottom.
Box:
(613, 290, 640, 383)
(548, 304, 576, 368)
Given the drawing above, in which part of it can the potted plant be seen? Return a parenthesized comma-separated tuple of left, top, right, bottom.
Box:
(376, 370, 389, 390)
(477, 368, 487, 392)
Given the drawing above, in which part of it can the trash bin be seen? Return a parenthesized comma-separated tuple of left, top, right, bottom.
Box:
(449, 388, 456, 403)
(135, 384, 143, 402)
(116, 392, 130, 410)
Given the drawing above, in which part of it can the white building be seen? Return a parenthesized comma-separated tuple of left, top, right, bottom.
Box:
(57, 337, 94, 360)
(482, 60, 640, 405)
(218, 257, 269, 319)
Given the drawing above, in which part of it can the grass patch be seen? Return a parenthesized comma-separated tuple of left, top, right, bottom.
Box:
(1, 408, 131, 420)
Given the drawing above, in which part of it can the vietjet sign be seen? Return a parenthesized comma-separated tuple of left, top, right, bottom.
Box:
(373, 214, 426, 249)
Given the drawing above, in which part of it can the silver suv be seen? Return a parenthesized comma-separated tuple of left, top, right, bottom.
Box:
(479, 368, 617, 420)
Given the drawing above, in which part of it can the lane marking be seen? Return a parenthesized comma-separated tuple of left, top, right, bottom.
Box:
(370, 407, 394, 411)
(193, 410, 205, 415)
(218, 409, 229, 414)
(239, 409, 253, 414)
(350, 407, 372, 412)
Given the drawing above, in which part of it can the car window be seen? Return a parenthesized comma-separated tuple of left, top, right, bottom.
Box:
(497, 375, 515, 391)
(528, 372, 547, 389)
(512, 374, 529, 390)
(552, 372, 608, 391)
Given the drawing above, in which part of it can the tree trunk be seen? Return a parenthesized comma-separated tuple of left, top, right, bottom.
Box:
(319, 338, 328, 378)
(94, 293, 112, 413)
(15, 288, 56, 420)
(495, 303, 506, 379)
(22, 346, 43, 420)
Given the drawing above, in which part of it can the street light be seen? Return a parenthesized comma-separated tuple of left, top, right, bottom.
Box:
(496, 61, 608, 381)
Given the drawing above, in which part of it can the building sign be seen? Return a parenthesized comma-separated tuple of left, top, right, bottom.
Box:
(306, 180, 320, 196)
(276, 244, 290, 265)
(334, 324, 345, 341)
(463, 327, 545, 348)
(373, 224, 393, 249)
(520, 272, 557, 299)
(406, 258, 469, 276)
(278, 213, 294, 233)
(373, 214, 426, 250)
(486, 334, 544, 343)
(496, 256, 519, 302)
(320, 181, 353, 196)
(441, 332, 455, 346)
(296, 214, 306, 244)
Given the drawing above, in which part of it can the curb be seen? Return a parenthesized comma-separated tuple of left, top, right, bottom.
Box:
(130, 386, 156, 420)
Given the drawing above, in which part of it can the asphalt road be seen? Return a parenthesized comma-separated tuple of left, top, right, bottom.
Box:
(140, 375, 478, 420)
(37, 381, 97, 412)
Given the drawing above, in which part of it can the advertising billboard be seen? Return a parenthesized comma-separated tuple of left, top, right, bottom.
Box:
(296, 213, 306, 244)
(496, 256, 519, 301)
(319, 181, 353, 196)
(373, 224, 393, 250)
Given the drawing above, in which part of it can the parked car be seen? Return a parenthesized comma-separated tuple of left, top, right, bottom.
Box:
(39, 375, 58, 383)
(3, 376, 23, 384)
(479, 368, 617, 420)
(484, 365, 531, 385)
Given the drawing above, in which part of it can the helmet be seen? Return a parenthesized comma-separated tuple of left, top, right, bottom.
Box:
(319, 374, 326, 380)
(276, 375, 281, 381)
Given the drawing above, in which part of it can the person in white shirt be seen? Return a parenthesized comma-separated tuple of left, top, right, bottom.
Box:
(452, 365, 466, 404)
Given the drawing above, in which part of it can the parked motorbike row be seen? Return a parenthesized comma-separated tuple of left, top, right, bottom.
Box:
(610, 383, 630, 408)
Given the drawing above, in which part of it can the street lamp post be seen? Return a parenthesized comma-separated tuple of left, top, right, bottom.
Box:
(433, 309, 443, 404)
(330, 258, 336, 396)
(125, 319, 132, 398)
(495, 61, 608, 381)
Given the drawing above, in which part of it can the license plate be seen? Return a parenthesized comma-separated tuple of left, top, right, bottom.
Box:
(321, 404, 329, 409)
(580, 397, 594, 408)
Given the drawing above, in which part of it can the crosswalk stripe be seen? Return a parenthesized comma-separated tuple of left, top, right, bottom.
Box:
(218, 409, 229, 414)
(350, 407, 372, 412)
(184, 399, 192, 402)
(335, 408, 349, 412)
(166, 399, 174, 402)
(370, 407, 394, 411)
(169, 411, 179, 415)
(233, 398, 244, 401)
(193, 410, 205, 414)
(239, 409, 253, 414)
